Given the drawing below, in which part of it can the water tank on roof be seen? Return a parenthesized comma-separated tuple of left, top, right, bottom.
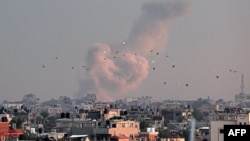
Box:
(30, 128, 36, 134)
(61, 112, 65, 118)
(1, 117, 8, 122)
(66, 112, 70, 118)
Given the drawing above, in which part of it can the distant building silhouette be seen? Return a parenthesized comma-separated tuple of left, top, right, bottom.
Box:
(235, 74, 250, 103)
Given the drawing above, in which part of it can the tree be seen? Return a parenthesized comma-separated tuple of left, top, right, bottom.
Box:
(140, 120, 149, 132)
(40, 110, 49, 125)
(40, 110, 49, 119)
(180, 129, 190, 141)
(192, 109, 204, 121)
(158, 129, 169, 138)
(10, 117, 25, 129)
(45, 116, 57, 129)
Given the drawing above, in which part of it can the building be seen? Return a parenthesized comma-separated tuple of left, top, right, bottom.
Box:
(110, 135, 129, 141)
(138, 128, 158, 141)
(0, 122, 24, 141)
(2, 103, 23, 110)
(210, 120, 235, 141)
(235, 74, 250, 103)
(43, 106, 63, 115)
(0, 111, 12, 123)
(70, 135, 90, 141)
(149, 116, 164, 129)
(210, 112, 250, 141)
(56, 114, 140, 141)
(165, 138, 185, 141)
(106, 119, 140, 137)
(104, 109, 121, 120)
(81, 101, 94, 111)
(0, 111, 24, 141)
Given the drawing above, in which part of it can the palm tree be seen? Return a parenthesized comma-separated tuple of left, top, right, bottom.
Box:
(40, 110, 49, 125)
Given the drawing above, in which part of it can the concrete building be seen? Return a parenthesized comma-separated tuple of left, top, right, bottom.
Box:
(149, 116, 164, 129)
(56, 112, 140, 140)
(105, 120, 140, 138)
(0, 111, 12, 123)
(210, 120, 235, 141)
(104, 109, 121, 120)
(0, 111, 24, 141)
(139, 128, 158, 141)
(2, 103, 23, 110)
(236, 113, 250, 125)
(44, 106, 63, 115)
(210, 112, 250, 141)
(81, 101, 94, 111)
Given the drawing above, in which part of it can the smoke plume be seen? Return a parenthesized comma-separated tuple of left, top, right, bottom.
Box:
(76, 0, 190, 102)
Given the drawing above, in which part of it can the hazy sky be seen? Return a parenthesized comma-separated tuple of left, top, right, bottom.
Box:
(1, 0, 250, 102)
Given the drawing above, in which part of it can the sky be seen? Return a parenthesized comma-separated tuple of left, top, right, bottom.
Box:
(1, 0, 250, 102)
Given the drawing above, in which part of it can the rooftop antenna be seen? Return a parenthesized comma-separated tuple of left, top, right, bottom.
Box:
(241, 73, 244, 94)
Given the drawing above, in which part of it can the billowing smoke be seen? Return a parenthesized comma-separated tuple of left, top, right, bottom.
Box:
(76, 0, 190, 102)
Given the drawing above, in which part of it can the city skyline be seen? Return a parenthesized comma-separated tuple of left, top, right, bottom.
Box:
(1, 0, 250, 102)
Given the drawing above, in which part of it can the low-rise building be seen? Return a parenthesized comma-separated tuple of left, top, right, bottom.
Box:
(44, 106, 63, 115)
(210, 112, 250, 141)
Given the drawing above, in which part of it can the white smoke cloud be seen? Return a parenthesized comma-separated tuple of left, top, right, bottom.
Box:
(76, 0, 190, 102)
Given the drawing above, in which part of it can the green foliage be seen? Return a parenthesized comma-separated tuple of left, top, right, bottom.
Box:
(192, 108, 204, 121)
(45, 116, 57, 129)
(140, 120, 149, 132)
(10, 117, 25, 129)
(19, 132, 43, 140)
(180, 129, 190, 141)
(158, 129, 169, 138)
(40, 110, 49, 119)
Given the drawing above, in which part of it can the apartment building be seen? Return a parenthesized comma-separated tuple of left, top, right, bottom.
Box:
(210, 112, 250, 141)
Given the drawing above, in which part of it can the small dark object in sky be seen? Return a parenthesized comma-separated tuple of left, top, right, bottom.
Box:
(153, 67, 156, 70)
(216, 75, 219, 79)
(185, 84, 189, 87)
(42, 64, 45, 68)
(150, 50, 153, 53)
(172, 65, 175, 68)
(55, 57, 58, 60)
(115, 50, 119, 54)
(71, 67, 74, 69)
(156, 52, 159, 56)
(164, 82, 167, 85)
